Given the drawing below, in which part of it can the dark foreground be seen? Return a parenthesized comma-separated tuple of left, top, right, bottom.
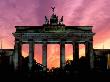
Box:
(0, 57, 110, 81)
(0, 67, 110, 81)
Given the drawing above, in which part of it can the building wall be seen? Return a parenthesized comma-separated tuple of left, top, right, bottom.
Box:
(94, 49, 110, 70)
(0, 49, 14, 65)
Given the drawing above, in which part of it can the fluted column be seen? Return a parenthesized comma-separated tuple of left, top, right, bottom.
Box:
(85, 41, 94, 69)
(28, 40, 34, 70)
(60, 41, 65, 68)
(89, 41, 94, 69)
(85, 42, 90, 60)
(73, 42, 79, 62)
(14, 40, 22, 70)
(42, 41, 47, 70)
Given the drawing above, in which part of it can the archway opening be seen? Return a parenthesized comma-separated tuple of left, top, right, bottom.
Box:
(34, 44, 42, 64)
(22, 44, 29, 58)
(79, 44, 85, 58)
(47, 44, 60, 69)
(65, 44, 73, 61)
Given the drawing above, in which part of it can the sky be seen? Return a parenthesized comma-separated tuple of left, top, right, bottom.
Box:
(0, 0, 110, 68)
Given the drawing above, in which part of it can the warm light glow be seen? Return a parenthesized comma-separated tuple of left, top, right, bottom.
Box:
(22, 44, 29, 57)
(34, 44, 42, 64)
(65, 44, 73, 60)
(47, 44, 60, 69)
(94, 39, 110, 49)
(79, 44, 85, 58)
(22, 44, 87, 68)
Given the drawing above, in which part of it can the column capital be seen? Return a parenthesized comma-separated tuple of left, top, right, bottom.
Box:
(28, 40, 34, 46)
(15, 40, 20, 43)
(72, 41, 75, 46)
(42, 39, 47, 44)
(42, 41, 47, 44)
(60, 40, 66, 44)
(15, 40, 22, 44)
(72, 41, 78, 44)
(85, 41, 93, 43)
(29, 40, 34, 43)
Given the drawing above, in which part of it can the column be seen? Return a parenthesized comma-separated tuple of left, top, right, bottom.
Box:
(85, 41, 94, 69)
(85, 41, 89, 60)
(73, 42, 79, 62)
(60, 41, 65, 68)
(28, 40, 34, 70)
(9, 55, 13, 65)
(42, 41, 47, 70)
(89, 41, 94, 69)
(14, 40, 21, 70)
(18, 42, 22, 69)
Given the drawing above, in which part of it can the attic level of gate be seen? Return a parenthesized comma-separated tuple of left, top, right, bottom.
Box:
(15, 25, 93, 33)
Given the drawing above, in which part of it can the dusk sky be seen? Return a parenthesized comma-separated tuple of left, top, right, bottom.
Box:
(0, 0, 110, 68)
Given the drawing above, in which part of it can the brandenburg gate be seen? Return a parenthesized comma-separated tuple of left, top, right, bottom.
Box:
(13, 8, 95, 70)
